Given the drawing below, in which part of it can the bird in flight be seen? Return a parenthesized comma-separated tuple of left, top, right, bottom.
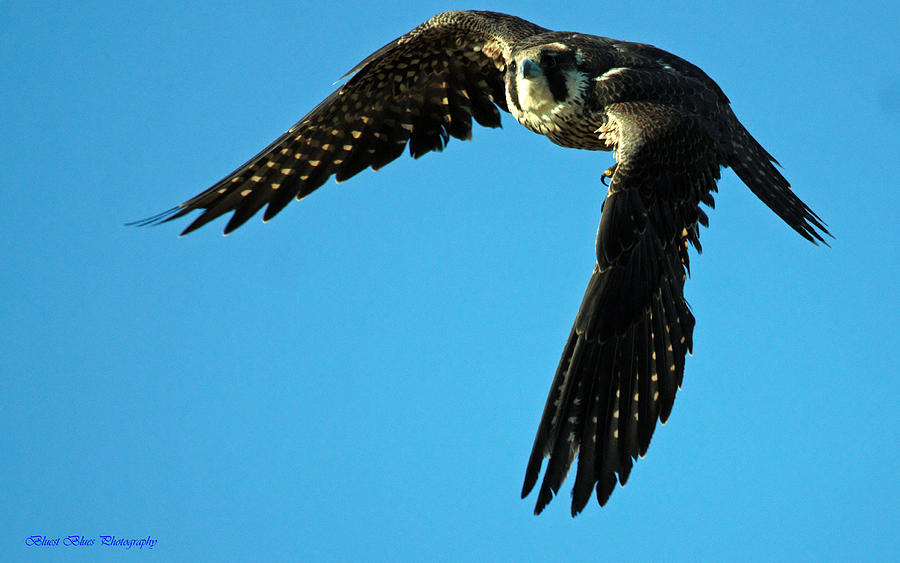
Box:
(136, 10, 829, 515)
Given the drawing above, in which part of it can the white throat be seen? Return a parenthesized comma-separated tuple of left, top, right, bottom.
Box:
(509, 69, 588, 136)
(515, 74, 558, 114)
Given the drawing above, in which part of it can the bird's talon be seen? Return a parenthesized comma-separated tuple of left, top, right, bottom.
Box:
(601, 164, 617, 186)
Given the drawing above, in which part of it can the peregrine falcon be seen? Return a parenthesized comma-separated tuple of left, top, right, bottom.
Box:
(136, 10, 830, 515)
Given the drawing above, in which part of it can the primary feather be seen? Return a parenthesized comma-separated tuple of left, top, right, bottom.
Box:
(135, 10, 830, 515)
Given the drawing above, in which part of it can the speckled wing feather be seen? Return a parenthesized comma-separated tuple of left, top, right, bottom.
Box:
(520, 48, 828, 514)
(135, 11, 831, 516)
(522, 100, 714, 515)
(136, 11, 547, 235)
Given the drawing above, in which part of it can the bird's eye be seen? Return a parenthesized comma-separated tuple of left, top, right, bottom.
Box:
(543, 55, 557, 68)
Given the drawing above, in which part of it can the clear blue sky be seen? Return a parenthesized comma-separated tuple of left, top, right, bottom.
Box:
(3, 1, 898, 561)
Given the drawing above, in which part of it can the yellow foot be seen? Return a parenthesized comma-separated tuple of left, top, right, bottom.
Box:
(601, 164, 617, 186)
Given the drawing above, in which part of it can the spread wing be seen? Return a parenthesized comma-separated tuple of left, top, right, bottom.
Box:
(522, 100, 722, 515)
(521, 46, 830, 514)
(136, 11, 547, 235)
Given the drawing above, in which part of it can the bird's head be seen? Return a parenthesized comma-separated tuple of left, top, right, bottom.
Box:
(510, 43, 586, 115)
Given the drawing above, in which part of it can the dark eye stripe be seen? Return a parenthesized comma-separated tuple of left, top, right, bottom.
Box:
(540, 52, 558, 68)
(541, 50, 576, 72)
(546, 69, 568, 102)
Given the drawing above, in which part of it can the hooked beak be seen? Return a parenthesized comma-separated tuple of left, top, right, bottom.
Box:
(520, 58, 542, 80)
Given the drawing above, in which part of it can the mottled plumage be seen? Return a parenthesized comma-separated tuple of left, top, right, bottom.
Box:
(136, 11, 829, 515)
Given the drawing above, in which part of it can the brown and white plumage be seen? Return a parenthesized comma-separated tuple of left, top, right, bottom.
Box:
(136, 11, 546, 235)
(136, 11, 830, 515)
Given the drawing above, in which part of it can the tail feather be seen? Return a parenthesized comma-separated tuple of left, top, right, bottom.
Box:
(729, 130, 831, 244)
